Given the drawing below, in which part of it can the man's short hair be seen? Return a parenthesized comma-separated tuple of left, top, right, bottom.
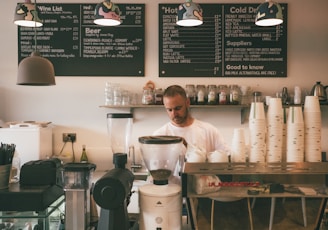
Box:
(163, 85, 187, 99)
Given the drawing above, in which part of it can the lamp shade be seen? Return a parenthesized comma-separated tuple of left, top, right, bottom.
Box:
(176, 0, 203, 27)
(17, 52, 56, 86)
(255, 0, 283, 26)
(14, 0, 43, 27)
(94, 0, 121, 26)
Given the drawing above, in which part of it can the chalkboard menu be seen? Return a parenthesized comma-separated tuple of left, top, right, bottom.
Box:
(159, 4, 287, 77)
(18, 4, 145, 76)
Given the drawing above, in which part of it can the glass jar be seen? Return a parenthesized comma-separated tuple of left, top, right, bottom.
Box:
(154, 88, 164, 105)
(207, 85, 217, 105)
(185, 84, 196, 105)
(196, 85, 206, 105)
(142, 89, 154, 105)
(218, 85, 228, 105)
(252, 91, 262, 103)
(229, 85, 241, 105)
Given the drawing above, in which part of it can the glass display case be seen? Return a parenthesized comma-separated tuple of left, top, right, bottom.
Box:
(0, 183, 64, 230)
(0, 195, 64, 230)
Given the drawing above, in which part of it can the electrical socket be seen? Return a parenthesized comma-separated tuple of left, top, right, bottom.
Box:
(62, 133, 76, 143)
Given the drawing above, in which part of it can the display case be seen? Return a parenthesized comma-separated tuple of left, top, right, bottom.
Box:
(0, 196, 64, 230)
(0, 183, 64, 230)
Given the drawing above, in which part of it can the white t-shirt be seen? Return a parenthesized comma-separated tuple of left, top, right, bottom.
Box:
(153, 119, 231, 154)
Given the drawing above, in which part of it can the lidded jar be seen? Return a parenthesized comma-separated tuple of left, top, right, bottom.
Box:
(154, 88, 164, 105)
(196, 85, 206, 105)
(229, 85, 241, 105)
(218, 85, 228, 105)
(207, 85, 217, 105)
(185, 84, 196, 105)
(142, 88, 154, 105)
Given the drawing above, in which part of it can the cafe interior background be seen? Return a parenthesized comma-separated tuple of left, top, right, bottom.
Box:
(0, 0, 327, 172)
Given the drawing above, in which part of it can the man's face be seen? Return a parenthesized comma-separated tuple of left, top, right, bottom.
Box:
(163, 94, 190, 126)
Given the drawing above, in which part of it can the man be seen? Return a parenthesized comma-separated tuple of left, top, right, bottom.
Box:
(153, 84, 231, 157)
(153, 85, 233, 228)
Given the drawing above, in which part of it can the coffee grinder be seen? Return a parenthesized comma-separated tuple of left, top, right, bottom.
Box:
(93, 153, 135, 230)
(138, 136, 184, 230)
(92, 113, 135, 230)
(61, 162, 96, 230)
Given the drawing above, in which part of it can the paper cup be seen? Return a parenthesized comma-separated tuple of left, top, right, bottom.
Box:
(304, 96, 320, 113)
(267, 98, 283, 116)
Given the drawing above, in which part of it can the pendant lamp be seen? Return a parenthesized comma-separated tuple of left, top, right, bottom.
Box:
(17, 52, 55, 85)
(94, 0, 121, 26)
(16, 0, 56, 86)
(176, 0, 203, 27)
(255, 0, 283, 26)
(14, 0, 43, 27)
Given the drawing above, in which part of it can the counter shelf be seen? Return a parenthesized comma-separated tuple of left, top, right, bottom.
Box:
(181, 162, 328, 230)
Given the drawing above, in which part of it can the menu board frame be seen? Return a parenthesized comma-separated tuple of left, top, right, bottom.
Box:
(17, 3, 145, 77)
(159, 3, 288, 78)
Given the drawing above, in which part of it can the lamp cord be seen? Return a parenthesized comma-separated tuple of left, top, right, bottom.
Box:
(34, 0, 37, 52)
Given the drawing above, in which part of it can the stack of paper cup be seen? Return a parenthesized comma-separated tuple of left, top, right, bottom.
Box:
(249, 102, 266, 162)
(266, 98, 283, 162)
(304, 96, 322, 162)
(231, 128, 246, 162)
(286, 106, 304, 162)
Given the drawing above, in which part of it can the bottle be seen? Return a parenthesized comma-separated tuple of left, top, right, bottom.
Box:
(281, 87, 289, 105)
(294, 86, 302, 105)
(80, 145, 88, 163)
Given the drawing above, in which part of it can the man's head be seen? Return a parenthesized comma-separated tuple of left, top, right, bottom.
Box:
(163, 85, 193, 127)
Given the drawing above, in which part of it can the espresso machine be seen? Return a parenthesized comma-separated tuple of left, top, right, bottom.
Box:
(138, 136, 184, 230)
(92, 113, 136, 230)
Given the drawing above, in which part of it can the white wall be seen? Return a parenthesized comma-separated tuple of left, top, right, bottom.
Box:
(0, 0, 327, 171)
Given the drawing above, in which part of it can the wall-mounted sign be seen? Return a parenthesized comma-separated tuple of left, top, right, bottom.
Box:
(159, 3, 287, 77)
(18, 4, 145, 76)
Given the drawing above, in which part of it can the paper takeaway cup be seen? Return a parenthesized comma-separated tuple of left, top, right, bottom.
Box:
(304, 96, 320, 113)
(267, 98, 283, 116)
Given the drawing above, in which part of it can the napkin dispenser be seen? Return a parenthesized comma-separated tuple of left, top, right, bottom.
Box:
(20, 158, 62, 186)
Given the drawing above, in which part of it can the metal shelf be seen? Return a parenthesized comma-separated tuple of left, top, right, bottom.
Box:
(99, 104, 249, 123)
